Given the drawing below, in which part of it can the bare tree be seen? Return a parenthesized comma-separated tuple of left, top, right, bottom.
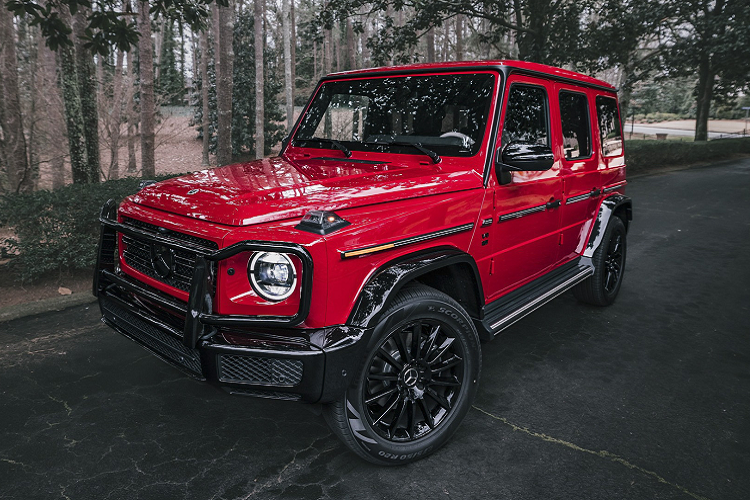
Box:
(216, 1, 234, 165)
(200, 23, 210, 166)
(108, 49, 125, 180)
(254, 0, 264, 158)
(138, 0, 156, 177)
(282, 0, 293, 132)
(0, 5, 31, 192)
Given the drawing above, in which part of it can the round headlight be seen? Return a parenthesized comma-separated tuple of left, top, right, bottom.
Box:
(248, 252, 297, 301)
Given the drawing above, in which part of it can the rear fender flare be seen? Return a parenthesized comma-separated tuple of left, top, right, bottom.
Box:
(346, 247, 484, 329)
(584, 194, 633, 258)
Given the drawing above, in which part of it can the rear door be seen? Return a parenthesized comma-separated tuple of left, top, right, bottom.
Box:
(555, 85, 601, 264)
(486, 75, 563, 300)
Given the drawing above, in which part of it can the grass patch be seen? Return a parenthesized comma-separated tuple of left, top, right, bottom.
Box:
(625, 138, 750, 174)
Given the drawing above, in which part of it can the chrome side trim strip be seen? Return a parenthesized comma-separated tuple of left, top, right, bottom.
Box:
(490, 267, 594, 332)
(340, 223, 475, 259)
(603, 182, 626, 193)
(498, 204, 547, 222)
(565, 193, 591, 205)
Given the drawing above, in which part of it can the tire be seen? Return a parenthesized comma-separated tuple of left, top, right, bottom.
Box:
(323, 284, 481, 465)
(574, 216, 627, 306)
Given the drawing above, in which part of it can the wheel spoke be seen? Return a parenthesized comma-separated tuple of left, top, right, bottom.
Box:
(373, 393, 401, 425)
(377, 348, 403, 370)
(411, 324, 421, 361)
(366, 387, 398, 405)
(407, 401, 417, 439)
(418, 398, 435, 429)
(424, 325, 440, 359)
(392, 329, 411, 364)
(430, 376, 461, 387)
(388, 398, 407, 438)
(431, 355, 462, 373)
(428, 337, 456, 365)
(425, 388, 452, 410)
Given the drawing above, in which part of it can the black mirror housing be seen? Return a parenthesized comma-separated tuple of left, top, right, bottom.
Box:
(496, 142, 555, 175)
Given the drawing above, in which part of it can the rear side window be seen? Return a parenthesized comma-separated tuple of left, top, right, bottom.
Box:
(559, 91, 591, 160)
(596, 96, 623, 157)
(501, 84, 549, 148)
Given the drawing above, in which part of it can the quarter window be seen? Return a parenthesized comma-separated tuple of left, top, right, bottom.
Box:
(501, 84, 549, 148)
(596, 96, 623, 157)
(559, 91, 591, 160)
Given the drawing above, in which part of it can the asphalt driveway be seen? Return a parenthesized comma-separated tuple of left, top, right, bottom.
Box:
(1, 158, 749, 499)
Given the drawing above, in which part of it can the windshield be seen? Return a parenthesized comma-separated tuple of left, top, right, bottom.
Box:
(293, 73, 496, 157)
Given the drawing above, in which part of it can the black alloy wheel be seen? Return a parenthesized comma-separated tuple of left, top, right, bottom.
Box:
(324, 285, 481, 465)
(574, 215, 627, 306)
(363, 318, 464, 442)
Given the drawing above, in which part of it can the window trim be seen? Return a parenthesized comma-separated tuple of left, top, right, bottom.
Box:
(558, 89, 593, 161)
(501, 82, 551, 149)
(595, 95, 624, 158)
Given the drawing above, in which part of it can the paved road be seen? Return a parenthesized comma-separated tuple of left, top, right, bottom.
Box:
(2, 159, 749, 500)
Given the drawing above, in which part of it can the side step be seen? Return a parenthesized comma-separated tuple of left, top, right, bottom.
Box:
(478, 258, 594, 339)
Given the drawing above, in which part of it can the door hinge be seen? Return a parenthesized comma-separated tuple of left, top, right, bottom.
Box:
(558, 233, 564, 245)
(489, 257, 495, 275)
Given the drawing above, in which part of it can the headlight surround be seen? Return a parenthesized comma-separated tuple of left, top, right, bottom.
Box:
(248, 252, 297, 301)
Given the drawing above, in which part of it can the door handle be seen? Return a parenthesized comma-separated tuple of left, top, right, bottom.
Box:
(546, 199, 561, 210)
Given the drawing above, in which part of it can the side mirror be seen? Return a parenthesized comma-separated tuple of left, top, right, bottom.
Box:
(495, 142, 555, 176)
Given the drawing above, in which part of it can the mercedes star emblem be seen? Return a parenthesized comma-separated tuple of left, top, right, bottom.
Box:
(149, 244, 175, 279)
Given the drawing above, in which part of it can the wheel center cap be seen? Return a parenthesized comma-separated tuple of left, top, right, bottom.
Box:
(402, 367, 419, 387)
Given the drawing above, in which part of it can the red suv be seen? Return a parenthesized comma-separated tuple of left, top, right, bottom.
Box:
(94, 60, 631, 464)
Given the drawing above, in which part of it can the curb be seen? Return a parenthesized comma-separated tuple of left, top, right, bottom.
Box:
(0, 293, 98, 323)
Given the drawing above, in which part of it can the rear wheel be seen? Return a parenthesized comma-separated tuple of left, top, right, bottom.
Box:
(574, 216, 627, 306)
(324, 285, 481, 465)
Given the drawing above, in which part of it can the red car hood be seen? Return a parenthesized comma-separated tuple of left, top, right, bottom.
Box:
(129, 156, 483, 226)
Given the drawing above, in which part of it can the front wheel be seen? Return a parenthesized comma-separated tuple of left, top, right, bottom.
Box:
(323, 285, 481, 465)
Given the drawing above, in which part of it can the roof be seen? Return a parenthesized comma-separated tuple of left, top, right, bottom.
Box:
(325, 60, 616, 92)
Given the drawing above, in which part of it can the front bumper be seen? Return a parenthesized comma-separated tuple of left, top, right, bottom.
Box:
(94, 201, 370, 403)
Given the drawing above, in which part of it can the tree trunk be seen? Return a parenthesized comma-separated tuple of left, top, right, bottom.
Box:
(290, 0, 296, 98)
(456, 15, 463, 61)
(109, 49, 125, 180)
(73, 8, 101, 182)
(0, 5, 31, 192)
(361, 15, 370, 67)
(200, 25, 210, 166)
(346, 18, 355, 70)
(282, 0, 294, 132)
(254, 0, 265, 158)
(138, 0, 156, 177)
(694, 54, 714, 142)
(426, 28, 435, 63)
(56, 35, 89, 184)
(216, 1, 234, 165)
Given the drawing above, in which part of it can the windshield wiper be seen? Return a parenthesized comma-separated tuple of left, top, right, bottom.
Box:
(368, 141, 441, 164)
(309, 138, 352, 158)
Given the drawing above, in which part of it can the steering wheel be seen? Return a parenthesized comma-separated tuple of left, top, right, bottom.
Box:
(439, 131, 475, 146)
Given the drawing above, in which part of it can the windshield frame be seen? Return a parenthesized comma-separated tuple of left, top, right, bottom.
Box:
(289, 70, 500, 160)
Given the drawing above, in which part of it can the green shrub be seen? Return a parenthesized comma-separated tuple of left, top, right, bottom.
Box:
(625, 138, 750, 174)
(0, 175, 180, 283)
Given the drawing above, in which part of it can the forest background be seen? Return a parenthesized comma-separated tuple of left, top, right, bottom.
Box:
(0, 0, 749, 293)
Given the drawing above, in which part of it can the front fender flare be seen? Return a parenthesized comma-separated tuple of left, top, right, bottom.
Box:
(584, 194, 633, 258)
(346, 247, 484, 328)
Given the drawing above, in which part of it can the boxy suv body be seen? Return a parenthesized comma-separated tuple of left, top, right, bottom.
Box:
(94, 60, 632, 464)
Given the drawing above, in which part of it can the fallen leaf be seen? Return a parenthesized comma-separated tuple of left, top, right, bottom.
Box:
(58, 287, 72, 296)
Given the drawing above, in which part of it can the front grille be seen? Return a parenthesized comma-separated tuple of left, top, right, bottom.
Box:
(101, 298, 203, 377)
(119, 218, 218, 292)
(218, 354, 303, 387)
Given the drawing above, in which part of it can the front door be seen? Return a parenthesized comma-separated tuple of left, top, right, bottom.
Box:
(486, 76, 563, 301)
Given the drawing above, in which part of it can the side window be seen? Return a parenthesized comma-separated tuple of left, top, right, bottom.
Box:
(559, 91, 591, 160)
(596, 96, 623, 157)
(501, 84, 549, 148)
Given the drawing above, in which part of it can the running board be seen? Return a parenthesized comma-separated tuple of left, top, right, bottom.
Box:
(478, 258, 594, 339)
